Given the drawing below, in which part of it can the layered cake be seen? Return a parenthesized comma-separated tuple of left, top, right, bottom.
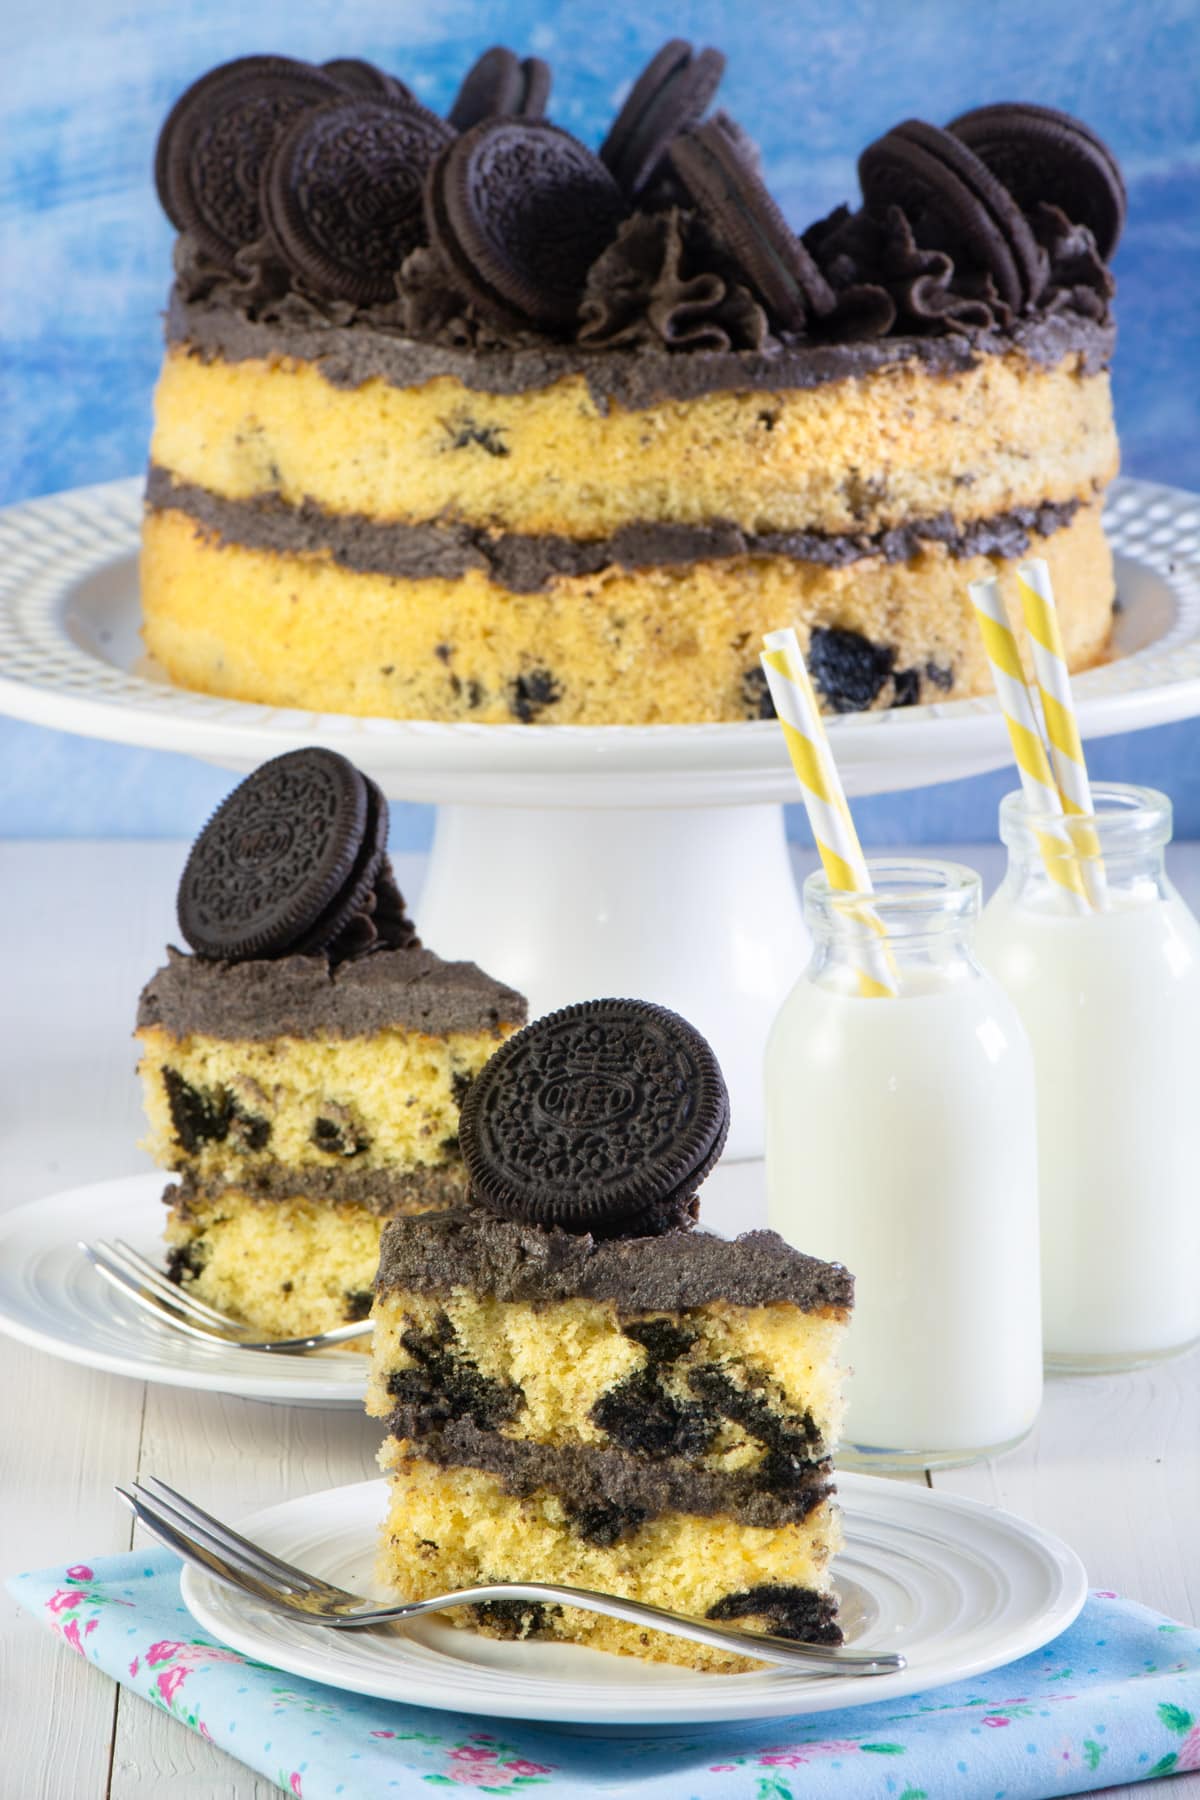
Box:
(142, 46, 1121, 724)
(136, 748, 525, 1338)
(367, 999, 853, 1670)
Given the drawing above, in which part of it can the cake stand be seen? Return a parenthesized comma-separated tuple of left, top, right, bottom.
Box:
(3, 476, 1200, 1157)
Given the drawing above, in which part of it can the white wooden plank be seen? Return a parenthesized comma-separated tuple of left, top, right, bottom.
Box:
(933, 1343, 1200, 1620)
(0, 1343, 144, 1800)
(108, 1385, 381, 1800)
(933, 1346, 1200, 1800)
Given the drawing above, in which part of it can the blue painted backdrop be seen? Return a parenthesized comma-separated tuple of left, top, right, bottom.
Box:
(3, 0, 1199, 844)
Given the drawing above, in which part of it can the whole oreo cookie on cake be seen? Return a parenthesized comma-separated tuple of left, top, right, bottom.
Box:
(143, 42, 1120, 724)
(135, 749, 526, 1343)
(366, 1000, 854, 1671)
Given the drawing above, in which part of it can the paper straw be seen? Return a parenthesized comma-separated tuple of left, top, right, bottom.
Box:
(1017, 558, 1108, 908)
(760, 628, 898, 997)
(968, 577, 1090, 911)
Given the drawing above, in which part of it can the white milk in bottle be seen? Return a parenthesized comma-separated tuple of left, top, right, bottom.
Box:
(977, 784, 1200, 1369)
(766, 859, 1042, 1468)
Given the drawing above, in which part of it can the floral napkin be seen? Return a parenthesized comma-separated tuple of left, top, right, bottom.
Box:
(9, 1552, 1200, 1799)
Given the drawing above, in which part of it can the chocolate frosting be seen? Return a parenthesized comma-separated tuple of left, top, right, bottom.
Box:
(146, 463, 1085, 589)
(577, 208, 769, 353)
(804, 197, 1113, 339)
(374, 1209, 854, 1313)
(166, 280, 1115, 410)
(137, 944, 527, 1042)
(169, 1164, 467, 1213)
(384, 1415, 835, 1528)
(158, 59, 1120, 396)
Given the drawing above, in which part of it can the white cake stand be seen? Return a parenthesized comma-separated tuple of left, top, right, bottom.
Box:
(2, 476, 1200, 1156)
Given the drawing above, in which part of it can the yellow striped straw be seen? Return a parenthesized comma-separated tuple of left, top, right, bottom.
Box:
(760, 628, 898, 997)
(968, 577, 1090, 911)
(1017, 558, 1107, 908)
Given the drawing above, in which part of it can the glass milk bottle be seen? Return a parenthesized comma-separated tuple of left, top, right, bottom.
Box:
(766, 859, 1042, 1468)
(977, 784, 1200, 1370)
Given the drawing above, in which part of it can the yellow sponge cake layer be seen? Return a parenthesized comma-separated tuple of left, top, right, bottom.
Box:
(138, 1021, 496, 1198)
(142, 500, 1112, 723)
(136, 943, 526, 1204)
(165, 1187, 389, 1343)
(376, 1448, 840, 1672)
(368, 1289, 847, 1460)
(151, 345, 1116, 538)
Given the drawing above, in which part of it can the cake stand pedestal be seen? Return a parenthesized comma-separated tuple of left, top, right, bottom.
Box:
(3, 476, 1200, 1160)
(418, 801, 806, 1161)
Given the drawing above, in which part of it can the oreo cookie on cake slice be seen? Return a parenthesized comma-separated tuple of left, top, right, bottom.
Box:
(460, 997, 730, 1237)
(262, 96, 453, 303)
(599, 38, 725, 198)
(669, 116, 835, 330)
(176, 746, 397, 962)
(447, 46, 552, 131)
(367, 1000, 854, 1669)
(426, 117, 627, 327)
(136, 749, 527, 1347)
(155, 54, 341, 265)
(859, 118, 1045, 309)
(947, 101, 1125, 259)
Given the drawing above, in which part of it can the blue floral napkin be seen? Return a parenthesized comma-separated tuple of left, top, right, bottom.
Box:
(9, 1552, 1200, 1799)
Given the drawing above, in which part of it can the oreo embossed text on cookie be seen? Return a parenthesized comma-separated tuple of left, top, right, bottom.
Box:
(459, 998, 730, 1238)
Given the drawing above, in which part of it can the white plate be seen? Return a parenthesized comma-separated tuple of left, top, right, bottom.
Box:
(1, 476, 1199, 802)
(0, 1174, 366, 1407)
(180, 1473, 1087, 1726)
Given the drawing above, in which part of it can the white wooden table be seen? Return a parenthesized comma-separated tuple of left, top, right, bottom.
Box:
(2, 839, 1197, 1799)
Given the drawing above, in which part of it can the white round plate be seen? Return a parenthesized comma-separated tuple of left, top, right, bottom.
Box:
(180, 1473, 1086, 1726)
(0, 1174, 366, 1407)
(1, 476, 1198, 801)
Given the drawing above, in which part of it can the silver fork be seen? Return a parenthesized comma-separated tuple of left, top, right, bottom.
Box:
(82, 1238, 372, 1353)
(117, 1476, 905, 1676)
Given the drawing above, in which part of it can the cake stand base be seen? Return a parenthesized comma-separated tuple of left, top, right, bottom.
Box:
(416, 802, 808, 1162)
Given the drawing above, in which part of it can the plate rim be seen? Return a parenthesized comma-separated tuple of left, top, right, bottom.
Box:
(179, 1471, 1089, 1726)
(0, 1172, 366, 1405)
(1, 474, 1199, 796)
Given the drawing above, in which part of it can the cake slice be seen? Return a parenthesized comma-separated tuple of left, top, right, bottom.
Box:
(366, 998, 852, 1670)
(135, 748, 525, 1339)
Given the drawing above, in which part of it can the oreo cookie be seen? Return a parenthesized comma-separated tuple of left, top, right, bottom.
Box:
(599, 38, 725, 198)
(668, 119, 834, 331)
(447, 46, 552, 131)
(263, 97, 454, 304)
(322, 58, 416, 106)
(426, 119, 626, 328)
(177, 748, 416, 963)
(947, 101, 1125, 260)
(459, 999, 730, 1239)
(155, 55, 340, 263)
(859, 118, 1044, 310)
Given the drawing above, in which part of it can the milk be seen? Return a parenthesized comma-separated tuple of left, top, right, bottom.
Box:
(766, 861, 1042, 1466)
(978, 886, 1200, 1365)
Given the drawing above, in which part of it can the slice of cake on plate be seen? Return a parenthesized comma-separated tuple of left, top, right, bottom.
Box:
(135, 748, 525, 1339)
(366, 998, 853, 1670)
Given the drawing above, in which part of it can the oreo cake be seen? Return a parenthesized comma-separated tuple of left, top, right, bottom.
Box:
(142, 47, 1120, 725)
(366, 999, 853, 1671)
(136, 748, 525, 1339)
